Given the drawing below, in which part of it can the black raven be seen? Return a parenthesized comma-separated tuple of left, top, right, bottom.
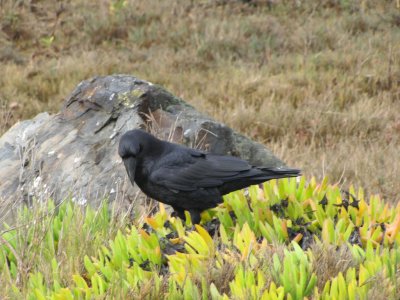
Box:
(118, 129, 300, 224)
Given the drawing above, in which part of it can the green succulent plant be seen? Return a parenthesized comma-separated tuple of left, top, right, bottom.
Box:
(1, 177, 400, 299)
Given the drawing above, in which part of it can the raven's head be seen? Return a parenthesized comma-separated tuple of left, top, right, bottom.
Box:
(118, 130, 144, 186)
(119, 129, 167, 186)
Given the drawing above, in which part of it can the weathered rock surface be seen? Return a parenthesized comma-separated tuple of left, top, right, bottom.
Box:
(0, 75, 285, 219)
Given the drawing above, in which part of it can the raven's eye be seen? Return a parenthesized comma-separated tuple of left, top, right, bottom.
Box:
(121, 151, 134, 159)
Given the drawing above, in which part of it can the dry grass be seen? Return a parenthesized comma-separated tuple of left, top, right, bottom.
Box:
(310, 243, 356, 290)
(0, 0, 399, 202)
(366, 268, 400, 300)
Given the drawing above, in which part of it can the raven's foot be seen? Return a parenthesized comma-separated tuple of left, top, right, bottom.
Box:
(189, 210, 201, 225)
(171, 207, 201, 225)
(171, 207, 186, 221)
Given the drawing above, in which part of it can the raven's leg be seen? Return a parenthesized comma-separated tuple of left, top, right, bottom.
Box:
(189, 209, 201, 224)
(171, 206, 186, 221)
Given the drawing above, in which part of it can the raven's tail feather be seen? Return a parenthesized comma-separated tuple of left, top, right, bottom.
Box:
(219, 167, 301, 194)
(259, 167, 301, 178)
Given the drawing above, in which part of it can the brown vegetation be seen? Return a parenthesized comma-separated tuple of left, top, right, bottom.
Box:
(0, 0, 399, 202)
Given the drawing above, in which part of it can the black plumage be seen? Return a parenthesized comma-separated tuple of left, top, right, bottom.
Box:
(118, 129, 300, 224)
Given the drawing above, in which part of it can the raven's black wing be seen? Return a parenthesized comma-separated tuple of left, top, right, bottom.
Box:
(149, 150, 252, 192)
(150, 149, 300, 192)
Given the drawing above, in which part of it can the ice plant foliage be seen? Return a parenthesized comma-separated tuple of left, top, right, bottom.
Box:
(1, 177, 400, 299)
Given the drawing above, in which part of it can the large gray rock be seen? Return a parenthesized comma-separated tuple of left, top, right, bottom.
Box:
(0, 75, 285, 220)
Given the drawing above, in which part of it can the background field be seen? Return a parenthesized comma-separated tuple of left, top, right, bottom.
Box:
(1, 0, 399, 202)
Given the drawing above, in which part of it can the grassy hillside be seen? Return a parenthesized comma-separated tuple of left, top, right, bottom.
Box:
(1, 178, 400, 299)
(0, 0, 399, 202)
(1, 2, 400, 298)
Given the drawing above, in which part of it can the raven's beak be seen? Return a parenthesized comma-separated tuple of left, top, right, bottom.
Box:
(123, 157, 136, 186)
